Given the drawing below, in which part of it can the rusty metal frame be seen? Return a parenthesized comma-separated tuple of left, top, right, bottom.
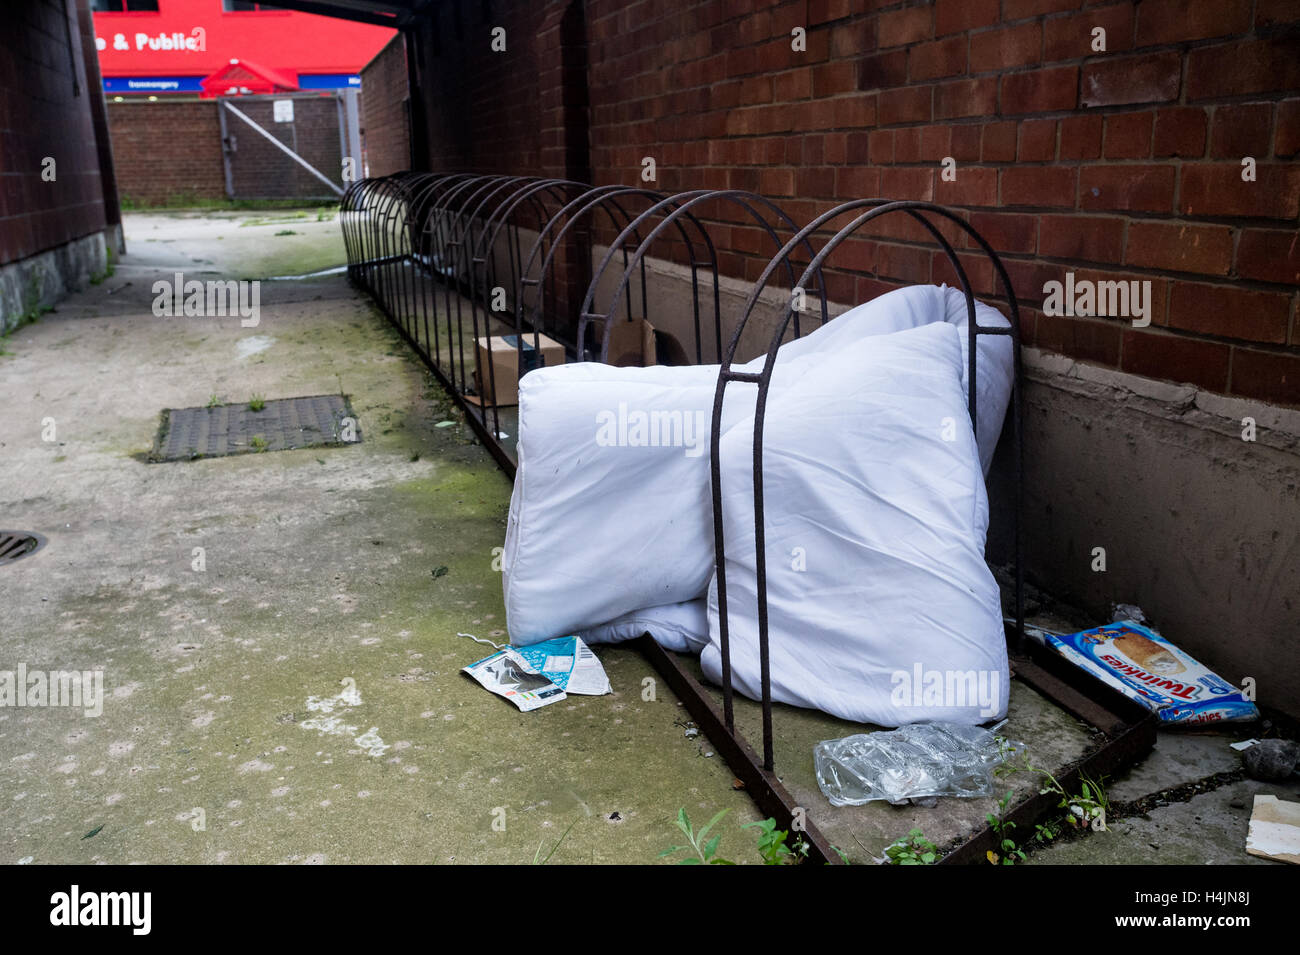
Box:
(711, 199, 1023, 770)
(342, 175, 1155, 867)
(577, 188, 831, 364)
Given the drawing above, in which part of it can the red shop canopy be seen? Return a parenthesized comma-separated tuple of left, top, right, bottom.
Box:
(200, 59, 299, 99)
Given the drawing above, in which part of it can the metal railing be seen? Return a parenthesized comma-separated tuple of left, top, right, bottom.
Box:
(342, 174, 1035, 864)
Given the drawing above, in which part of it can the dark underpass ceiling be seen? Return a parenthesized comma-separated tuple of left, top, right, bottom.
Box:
(263, 0, 427, 29)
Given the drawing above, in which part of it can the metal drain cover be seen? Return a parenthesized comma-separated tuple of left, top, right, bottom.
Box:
(150, 394, 361, 461)
(0, 531, 47, 566)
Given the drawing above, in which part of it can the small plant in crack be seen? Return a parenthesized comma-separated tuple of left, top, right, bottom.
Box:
(986, 790, 1026, 865)
(660, 809, 811, 865)
(744, 817, 809, 865)
(996, 740, 1110, 832)
(882, 827, 939, 865)
(531, 818, 577, 865)
(248, 394, 266, 412)
(985, 739, 1111, 865)
(659, 808, 733, 865)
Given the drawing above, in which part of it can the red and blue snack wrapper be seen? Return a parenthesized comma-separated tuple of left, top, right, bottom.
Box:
(1027, 621, 1259, 725)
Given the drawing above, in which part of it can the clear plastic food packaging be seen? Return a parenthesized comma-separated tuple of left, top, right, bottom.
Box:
(814, 721, 1020, 807)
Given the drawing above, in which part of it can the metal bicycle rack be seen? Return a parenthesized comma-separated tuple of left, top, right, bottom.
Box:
(342, 174, 1157, 865)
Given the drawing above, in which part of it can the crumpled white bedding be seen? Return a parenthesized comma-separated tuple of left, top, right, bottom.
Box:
(502, 285, 1011, 725)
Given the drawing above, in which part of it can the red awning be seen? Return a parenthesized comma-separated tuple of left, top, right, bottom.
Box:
(199, 59, 299, 98)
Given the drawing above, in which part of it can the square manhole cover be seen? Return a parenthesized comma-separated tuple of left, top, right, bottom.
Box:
(150, 395, 360, 461)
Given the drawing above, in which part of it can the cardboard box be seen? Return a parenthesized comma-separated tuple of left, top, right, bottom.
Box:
(465, 333, 565, 408)
(603, 317, 657, 367)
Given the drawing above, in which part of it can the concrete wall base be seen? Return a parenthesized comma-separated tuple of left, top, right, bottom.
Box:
(987, 349, 1299, 718)
(588, 243, 853, 365)
(0, 226, 121, 335)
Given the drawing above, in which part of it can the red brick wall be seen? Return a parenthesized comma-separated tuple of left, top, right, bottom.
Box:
(360, 34, 411, 177)
(409, 0, 1300, 406)
(0, 0, 110, 265)
(106, 100, 226, 206)
(412, 2, 546, 174)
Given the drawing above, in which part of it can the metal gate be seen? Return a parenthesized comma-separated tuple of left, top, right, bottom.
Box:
(218, 90, 361, 201)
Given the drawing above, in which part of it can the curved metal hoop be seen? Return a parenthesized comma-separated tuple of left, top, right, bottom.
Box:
(708, 199, 1023, 768)
(580, 189, 831, 365)
(343, 177, 1025, 785)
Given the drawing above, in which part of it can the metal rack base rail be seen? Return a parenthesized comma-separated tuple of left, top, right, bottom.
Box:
(343, 176, 1155, 865)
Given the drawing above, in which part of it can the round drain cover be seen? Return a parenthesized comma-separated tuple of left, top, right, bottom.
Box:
(0, 531, 47, 566)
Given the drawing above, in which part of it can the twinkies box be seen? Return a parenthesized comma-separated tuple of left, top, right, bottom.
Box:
(1028, 621, 1259, 725)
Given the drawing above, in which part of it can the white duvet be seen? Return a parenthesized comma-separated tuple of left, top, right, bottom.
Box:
(701, 321, 1008, 725)
(502, 285, 1012, 724)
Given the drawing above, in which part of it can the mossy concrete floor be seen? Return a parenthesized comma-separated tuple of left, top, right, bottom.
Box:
(1, 212, 1293, 865)
(0, 211, 759, 865)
